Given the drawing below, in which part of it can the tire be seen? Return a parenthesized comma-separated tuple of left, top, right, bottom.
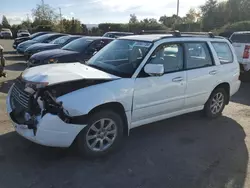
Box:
(77, 110, 124, 158)
(204, 88, 227, 118)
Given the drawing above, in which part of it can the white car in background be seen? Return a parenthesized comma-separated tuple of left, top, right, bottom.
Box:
(17, 29, 30, 38)
(6, 32, 240, 157)
(0, 28, 13, 39)
(230, 31, 250, 73)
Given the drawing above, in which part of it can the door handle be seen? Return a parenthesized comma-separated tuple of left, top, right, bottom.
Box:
(172, 77, 183, 82)
(209, 70, 217, 75)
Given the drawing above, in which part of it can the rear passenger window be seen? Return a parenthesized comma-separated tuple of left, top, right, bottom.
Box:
(185, 43, 213, 69)
(212, 42, 233, 64)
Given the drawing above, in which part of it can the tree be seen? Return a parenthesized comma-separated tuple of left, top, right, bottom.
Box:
(200, 0, 218, 31)
(32, 2, 59, 25)
(183, 8, 200, 23)
(82, 24, 88, 35)
(59, 18, 83, 34)
(2, 16, 10, 28)
(159, 15, 182, 28)
(129, 14, 138, 24)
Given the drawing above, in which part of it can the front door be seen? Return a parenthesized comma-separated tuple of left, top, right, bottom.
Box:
(132, 43, 187, 127)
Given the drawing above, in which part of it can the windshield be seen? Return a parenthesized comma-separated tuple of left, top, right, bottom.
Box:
(30, 33, 45, 39)
(19, 30, 28, 33)
(62, 38, 93, 52)
(87, 39, 152, 77)
(50, 36, 70, 45)
(103, 33, 133, 38)
(33, 34, 52, 42)
(230, 33, 250, 43)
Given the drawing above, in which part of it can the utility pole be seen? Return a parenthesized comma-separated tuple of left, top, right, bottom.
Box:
(41, 0, 45, 18)
(59, 7, 62, 32)
(177, 0, 180, 16)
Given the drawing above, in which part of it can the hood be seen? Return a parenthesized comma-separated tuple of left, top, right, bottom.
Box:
(15, 36, 29, 41)
(18, 40, 37, 49)
(26, 43, 59, 52)
(22, 62, 119, 85)
(31, 49, 79, 61)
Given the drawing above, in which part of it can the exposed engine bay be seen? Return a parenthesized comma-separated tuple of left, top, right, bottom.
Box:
(9, 77, 113, 135)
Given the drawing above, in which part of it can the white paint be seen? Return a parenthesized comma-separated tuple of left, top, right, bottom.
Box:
(22, 62, 119, 85)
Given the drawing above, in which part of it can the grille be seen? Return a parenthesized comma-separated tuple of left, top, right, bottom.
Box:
(10, 79, 31, 110)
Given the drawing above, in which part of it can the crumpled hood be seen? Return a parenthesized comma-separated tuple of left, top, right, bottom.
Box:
(31, 49, 79, 61)
(22, 62, 119, 85)
(26, 43, 59, 52)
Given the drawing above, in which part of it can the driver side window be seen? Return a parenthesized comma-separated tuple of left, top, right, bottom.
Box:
(149, 43, 184, 74)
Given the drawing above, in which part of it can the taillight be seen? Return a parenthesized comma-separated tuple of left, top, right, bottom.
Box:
(243, 45, 250, 59)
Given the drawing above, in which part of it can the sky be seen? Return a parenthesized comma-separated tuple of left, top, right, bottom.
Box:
(0, 0, 211, 25)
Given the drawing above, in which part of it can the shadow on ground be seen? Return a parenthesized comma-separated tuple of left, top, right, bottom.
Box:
(231, 82, 250, 105)
(0, 114, 247, 188)
(3, 51, 17, 55)
(5, 56, 25, 62)
(5, 62, 26, 71)
(0, 79, 15, 94)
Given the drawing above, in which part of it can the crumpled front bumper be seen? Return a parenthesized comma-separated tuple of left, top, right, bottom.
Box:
(6, 85, 86, 147)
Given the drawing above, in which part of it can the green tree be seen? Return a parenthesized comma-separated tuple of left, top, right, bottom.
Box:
(2, 15, 10, 28)
(183, 8, 200, 23)
(159, 15, 182, 28)
(129, 14, 138, 24)
(90, 27, 101, 36)
(32, 2, 59, 26)
(200, 0, 218, 31)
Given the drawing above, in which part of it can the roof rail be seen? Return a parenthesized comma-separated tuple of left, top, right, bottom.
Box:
(140, 30, 181, 37)
(140, 30, 215, 38)
(180, 32, 215, 38)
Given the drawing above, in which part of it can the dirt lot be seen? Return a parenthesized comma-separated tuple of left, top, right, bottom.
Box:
(0, 39, 250, 188)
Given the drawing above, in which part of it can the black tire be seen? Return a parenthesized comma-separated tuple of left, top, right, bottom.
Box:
(204, 88, 227, 118)
(77, 110, 124, 158)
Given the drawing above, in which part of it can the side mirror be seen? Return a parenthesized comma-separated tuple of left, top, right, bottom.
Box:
(144, 64, 164, 77)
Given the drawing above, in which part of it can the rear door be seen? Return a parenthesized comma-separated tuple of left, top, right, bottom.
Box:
(184, 42, 218, 109)
(230, 33, 250, 63)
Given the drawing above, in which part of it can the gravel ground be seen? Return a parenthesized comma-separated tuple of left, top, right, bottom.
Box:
(0, 39, 250, 188)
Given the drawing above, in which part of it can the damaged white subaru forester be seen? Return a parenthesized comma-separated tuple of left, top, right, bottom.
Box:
(6, 32, 241, 157)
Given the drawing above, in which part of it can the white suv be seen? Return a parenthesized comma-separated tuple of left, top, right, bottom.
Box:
(6, 32, 240, 157)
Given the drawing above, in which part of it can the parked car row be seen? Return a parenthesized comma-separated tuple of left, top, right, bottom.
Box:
(6, 31, 241, 158)
(13, 31, 135, 67)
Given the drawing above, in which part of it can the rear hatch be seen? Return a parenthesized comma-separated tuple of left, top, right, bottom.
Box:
(230, 33, 250, 64)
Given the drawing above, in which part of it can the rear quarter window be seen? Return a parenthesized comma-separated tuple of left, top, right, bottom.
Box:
(211, 42, 233, 64)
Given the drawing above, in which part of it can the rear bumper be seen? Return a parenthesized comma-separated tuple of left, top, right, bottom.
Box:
(6, 85, 86, 147)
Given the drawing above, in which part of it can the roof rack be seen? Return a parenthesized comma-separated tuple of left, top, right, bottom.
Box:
(140, 30, 181, 36)
(180, 32, 215, 38)
(140, 30, 215, 38)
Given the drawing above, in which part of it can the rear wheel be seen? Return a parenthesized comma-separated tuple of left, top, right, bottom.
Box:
(77, 110, 124, 158)
(204, 88, 227, 118)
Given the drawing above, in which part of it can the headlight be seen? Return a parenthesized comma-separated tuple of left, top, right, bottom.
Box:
(47, 58, 58, 64)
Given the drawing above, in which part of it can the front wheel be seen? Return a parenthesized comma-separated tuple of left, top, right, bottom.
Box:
(77, 110, 124, 158)
(204, 88, 227, 118)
